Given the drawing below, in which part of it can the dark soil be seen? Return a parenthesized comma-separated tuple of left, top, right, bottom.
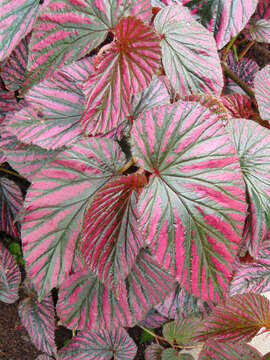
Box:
(1, 35, 270, 360)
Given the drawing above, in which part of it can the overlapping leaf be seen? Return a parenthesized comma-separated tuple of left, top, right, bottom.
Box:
(221, 93, 257, 119)
(1, 35, 29, 91)
(163, 317, 200, 346)
(57, 250, 175, 330)
(198, 341, 263, 360)
(156, 284, 213, 319)
(154, 5, 223, 97)
(132, 102, 247, 302)
(139, 308, 167, 328)
(246, 0, 270, 42)
(0, 177, 23, 238)
(58, 327, 137, 360)
(81, 173, 146, 290)
(18, 279, 57, 356)
(0, 242, 21, 303)
(0, 0, 39, 62)
(22, 138, 126, 297)
(0, 90, 21, 123)
(194, 293, 270, 343)
(249, 19, 270, 43)
(81, 16, 161, 135)
(227, 118, 270, 256)
(6, 65, 87, 149)
(182, 0, 259, 49)
(255, 65, 270, 122)
(145, 344, 164, 360)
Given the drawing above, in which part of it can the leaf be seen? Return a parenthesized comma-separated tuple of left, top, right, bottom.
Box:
(229, 248, 270, 295)
(22, 137, 126, 297)
(139, 308, 168, 328)
(18, 279, 57, 356)
(227, 118, 270, 256)
(0, 177, 23, 238)
(224, 51, 259, 94)
(0, 242, 21, 304)
(58, 327, 137, 360)
(246, 0, 270, 42)
(154, 4, 223, 97)
(35, 356, 55, 360)
(81, 173, 146, 289)
(198, 340, 263, 359)
(183, 0, 259, 49)
(1, 35, 29, 91)
(130, 0, 152, 22)
(131, 102, 247, 302)
(0, 90, 21, 123)
(145, 344, 164, 360)
(255, 65, 270, 122)
(0, 0, 39, 62)
(81, 16, 161, 135)
(163, 317, 200, 346)
(57, 249, 175, 330)
(161, 348, 179, 360)
(249, 19, 270, 43)
(221, 93, 257, 119)
(194, 293, 270, 343)
(156, 283, 214, 319)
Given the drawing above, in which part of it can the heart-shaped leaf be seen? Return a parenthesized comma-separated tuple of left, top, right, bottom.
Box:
(0, 0, 39, 62)
(227, 118, 270, 257)
(132, 102, 247, 302)
(194, 293, 270, 343)
(57, 250, 175, 330)
(156, 284, 213, 320)
(0, 177, 23, 238)
(18, 279, 57, 356)
(22, 137, 126, 297)
(58, 327, 137, 360)
(198, 340, 263, 359)
(183, 0, 259, 49)
(154, 5, 223, 97)
(255, 65, 270, 122)
(145, 344, 164, 360)
(0, 242, 21, 304)
(81, 173, 146, 289)
(81, 16, 161, 135)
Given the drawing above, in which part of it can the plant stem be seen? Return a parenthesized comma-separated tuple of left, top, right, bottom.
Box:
(222, 61, 255, 99)
(238, 40, 255, 60)
(119, 157, 136, 174)
(222, 35, 238, 61)
(0, 166, 26, 180)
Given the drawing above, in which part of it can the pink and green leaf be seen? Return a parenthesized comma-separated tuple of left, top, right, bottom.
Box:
(227, 118, 270, 257)
(255, 65, 270, 122)
(35, 356, 55, 360)
(139, 308, 168, 329)
(0, 0, 39, 62)
(0, 177, 23, 238)
(145, 344, 164, 360)
(183, 0, 259, 49)
(81, 16, 161, 135)
(194, 293, 270, 343)
(0, 242, 21, 304)
(18, 279, 57, 356)
(132, 102, 247, 302)
(81, 173, 147, 289)
(0, 90, 21, 123)
(221, 93, 257, 119)
(22, 138, 126, 297)
(154, 4, 223, 97)
(58, 327, 137, 360)
(1, 35, 30, 91)
(156, 284, 213, 320)
(163, 317, 200, 346)
(198, 341, 263, 360)
(57, 250, 175, 330)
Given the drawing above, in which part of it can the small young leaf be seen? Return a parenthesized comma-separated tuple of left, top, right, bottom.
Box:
(0, 0, 39, 62)
(163, 317, 200, 346)
(57, 250, 175, 330)
(145, 343, 164, 360)
(154, 4, 223, 97)
(0, 177, 23, 238)
(18, 279, 57, 356)
(194, 293, 270, 343)
(198, 340, 263, 359)
(183, 0, 258, 49)
(0, 242, 21, 304)
(81, 173, 146, 289)
(132, 102, 247, 302)
(58, 327, 137, 360)
(255, 65, 270, 122)
(22, 138, 126, 297)
(81, 16, 161, 135)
